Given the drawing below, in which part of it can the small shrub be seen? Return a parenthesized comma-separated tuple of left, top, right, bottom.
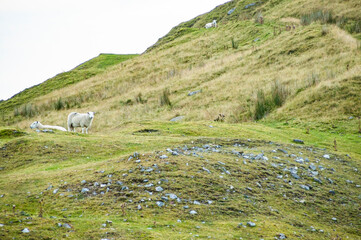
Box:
(54, 97, 65, 110)
(13, 107, 20, 117)
(254, 90, 269, 120)
(231, 38, 239, 49)
(308, 72, 320, 86)
(160, 88, 172, 106)
(135, 93, 146, 104)
(18, 103, 37, 118)
(254, 11, 263, 24)
(271, 80, 288, 107)
(254, 81, 289, 120)
(301, 10, 334, 26)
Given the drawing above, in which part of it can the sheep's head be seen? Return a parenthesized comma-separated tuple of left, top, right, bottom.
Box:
(30, 121, 39, 129)
(88, 112, 95, 119)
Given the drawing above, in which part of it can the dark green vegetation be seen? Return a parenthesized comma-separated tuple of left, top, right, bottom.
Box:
(0, 0, 360, 239)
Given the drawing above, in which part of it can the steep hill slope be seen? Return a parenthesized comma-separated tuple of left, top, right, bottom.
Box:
(0, 0, 360, 132)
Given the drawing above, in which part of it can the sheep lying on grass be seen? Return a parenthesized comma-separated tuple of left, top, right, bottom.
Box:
(30, 121, 67, 131)
(205, 20, 217, 29)
(67, 112, 95, 134)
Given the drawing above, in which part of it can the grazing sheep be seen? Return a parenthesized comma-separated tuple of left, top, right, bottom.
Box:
(30, 121, 67, 131)
(205, 20, 217, 29)
(67, 112, 95, 134)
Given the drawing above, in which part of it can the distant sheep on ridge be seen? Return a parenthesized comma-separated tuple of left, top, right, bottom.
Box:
(67, 112, 95, 134)
(30, 121, 67, 131)
(205, 20, 217, 29)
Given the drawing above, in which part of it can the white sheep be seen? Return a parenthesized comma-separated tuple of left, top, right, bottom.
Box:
(67, 112, 95, 134)
(205, 20, 217, 29)
(30, 121, 67, 131)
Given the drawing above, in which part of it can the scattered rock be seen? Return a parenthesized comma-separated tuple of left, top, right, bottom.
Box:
(188, 90, 202, 96)
(245, 3, 256, 9)
(159, 155, 168, 159)
(247, 221, 256, 227)
(276, 233, 287, 239)
(227, 8, 236, 15)
(293, 139, 304, 144)
(323, 154, 330, 159)
(300, 185, 310, 190)
(202, 167, 211, 174)
(278, 149, 288, 154)
(63, 223, 72, 229)
(170, 116, 185, 122)
(81, 188, 90, 193)
(329, 190, 336, 195)
(309, 164, 317, 171)
(189, 210, 197, 215)
(53, 189, 59, 194)
(156, 201, 165, 207)
(22, 228, 30, 233)
(155, 186, 164, 192)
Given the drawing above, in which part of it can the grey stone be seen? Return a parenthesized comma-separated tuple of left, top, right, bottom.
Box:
(291, 172, 300, 179)
(155, 186, 164, 192)
(202, 167, 211, 174)
(167, 193, 178, 199)
(293, 139, 304, 144)
(300, 185, 310, 190)
(309, 164, 317, 171)
(227, 8, 236, 15)
(81, 188, 89, 193)
(63, 223, 72, 229)
(278, 149, 288, 154)
(245, 3, 256, 9)
(170, 116, 185, 122)
(188, 90, 202, 96)
(53, 189, 59, 194)
(22, 228, 30, 233)
(323, 154, 330, 159)
(156, 201, 165, 207)
(189, 210, 197, 215)
(277, 233, 287, 239)
(313, 178, 322, 184)
(81, 180, 87, 184)
(159, 155, 168, 159)
(247, 221, 256, 227)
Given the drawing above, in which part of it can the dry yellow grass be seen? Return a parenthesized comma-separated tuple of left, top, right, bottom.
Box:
(9, 0, 361, 132)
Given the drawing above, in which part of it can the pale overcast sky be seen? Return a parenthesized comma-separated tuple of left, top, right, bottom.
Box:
(0, 0, 228, 100)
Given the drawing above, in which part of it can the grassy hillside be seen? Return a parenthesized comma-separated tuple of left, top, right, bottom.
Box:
(0, 54, 137, 121)
(0, 0, 360, 239)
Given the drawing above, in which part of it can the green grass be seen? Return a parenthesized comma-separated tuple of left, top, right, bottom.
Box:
(0, 122, 360, 239)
